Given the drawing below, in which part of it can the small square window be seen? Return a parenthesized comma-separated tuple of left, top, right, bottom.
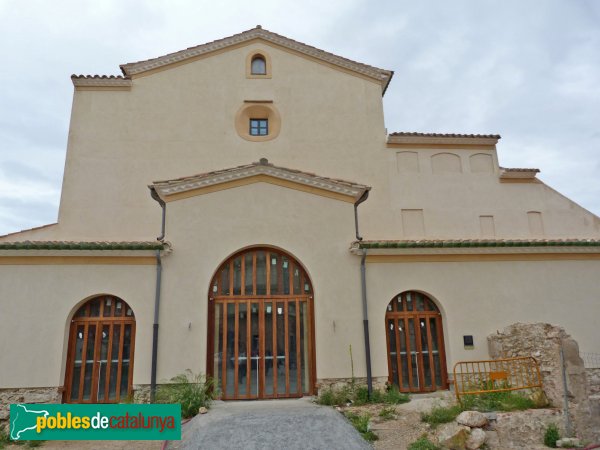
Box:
(249, 119, 268, 136)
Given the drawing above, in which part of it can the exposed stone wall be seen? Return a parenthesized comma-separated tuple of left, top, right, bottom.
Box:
(132, 384, 151, 404)
(0, 387, 61, 430)
(586, 368, 600, 395)
(488, 323, 599, 441)
(491, 408, 565, 449)
(316, 376, 388, 393)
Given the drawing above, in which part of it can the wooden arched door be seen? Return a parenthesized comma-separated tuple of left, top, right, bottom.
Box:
(385, 291, 448, 392)
(63, 295, 135, 403)
(207, 247, 316, 400)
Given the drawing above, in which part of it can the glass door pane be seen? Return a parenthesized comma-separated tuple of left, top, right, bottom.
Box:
(300, 301, 309, 394)
(237, 303, 247, 397)
(387, 319, 399, 388)
(213, 303, 223, 393)
(288, 302, 298, 394)
(264, 302, 274, 396)
(82, 325, 97, 401)
(250, 302, 260, 397)
(98, 325, 110, 401)
(419, 317, 432, 389)
(276, 302, 286, 395)
(408, 318, 419, 390)
(399, 319, 409, 389)
(225, 303, 235, 397)
(108, 324, 121, 400)
(120, 324, 132, 399)
(70, 324, 85, 401)
(430, 318, 443, 388)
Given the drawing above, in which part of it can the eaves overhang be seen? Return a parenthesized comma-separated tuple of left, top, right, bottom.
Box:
(350, 239, 600, 260)
(387, 132, 500, 147)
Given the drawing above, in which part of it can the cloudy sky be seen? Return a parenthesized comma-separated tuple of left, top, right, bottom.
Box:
(0, 0, 599, 236)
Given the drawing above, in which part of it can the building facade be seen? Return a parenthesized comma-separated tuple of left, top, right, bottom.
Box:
(1, 27, 600, 406)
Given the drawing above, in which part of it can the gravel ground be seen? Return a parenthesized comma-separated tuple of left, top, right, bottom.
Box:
(167, 397, 371, 450)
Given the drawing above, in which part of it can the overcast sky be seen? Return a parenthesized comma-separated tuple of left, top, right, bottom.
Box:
(0, 0, 599, 236)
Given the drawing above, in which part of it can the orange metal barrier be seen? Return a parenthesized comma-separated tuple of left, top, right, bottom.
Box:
(453, 356, 543, 404)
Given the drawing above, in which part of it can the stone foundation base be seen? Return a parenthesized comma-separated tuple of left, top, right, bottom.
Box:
(316, 376, 389, 394)
(133, 384, 151, 403)
(0, 387, 61, 430)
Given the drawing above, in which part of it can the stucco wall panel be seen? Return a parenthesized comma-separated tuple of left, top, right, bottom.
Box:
(0, 264, 155, 388)
(156, 182, 368, 381)
(365, 259, 600, 381)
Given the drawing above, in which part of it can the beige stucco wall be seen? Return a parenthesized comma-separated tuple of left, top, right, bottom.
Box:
(3, 38, 597, 243)
(0, 261, 155, 387)
(156, 182, 366, 381)
(1, 35, 599, 396)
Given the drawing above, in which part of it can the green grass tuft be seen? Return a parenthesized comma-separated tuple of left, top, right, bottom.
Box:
(155, 369, 217, 418)
(420, 404, 463, 425)
(345, 412, 378, 442)
(543, 423, 560, 448)
(378, 406, 396, 421)
(318, 383, 409, 407)
(461, 390, 535, 412)
(408, 435, 440, 450)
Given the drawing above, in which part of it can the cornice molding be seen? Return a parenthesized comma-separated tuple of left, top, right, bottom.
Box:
(152, 160, 369, 202)
(387, 134, 500, 147)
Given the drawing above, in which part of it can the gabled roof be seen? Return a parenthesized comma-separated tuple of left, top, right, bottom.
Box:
(119, 26, 393, 94)
(150, 158, 370, 203)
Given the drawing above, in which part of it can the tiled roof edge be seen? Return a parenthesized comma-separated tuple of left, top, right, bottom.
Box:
(71, 75, 132, 87)
(0, 241, 165, 251)
(389, 132, 501, 139)
(354, 239, 600, 249)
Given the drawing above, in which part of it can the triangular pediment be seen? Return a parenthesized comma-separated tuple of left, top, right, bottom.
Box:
(119, 26, 393, 93)
(150, 159, 370, 203)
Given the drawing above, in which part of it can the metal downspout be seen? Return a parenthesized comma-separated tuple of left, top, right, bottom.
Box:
(150, 188, 166, 402)
(354, 189, 373, 397)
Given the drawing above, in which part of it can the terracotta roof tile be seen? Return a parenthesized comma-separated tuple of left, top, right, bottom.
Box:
(0, 241, 165, 251)
(354, 239, 600, 249)
(389, 132, 501, 139)
(500, 167, 540, 173)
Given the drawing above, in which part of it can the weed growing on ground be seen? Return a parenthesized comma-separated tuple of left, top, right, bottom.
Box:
(420, 404, 463, 425)
(378, 406, 396, 420)
(543, 423, 560, 448)
(156, 369, 217, 418)
(318, 384, 409, 406)
(461, 390, 535, 412)
(344, 412, 378, 442)
(408, 435, 440, 450)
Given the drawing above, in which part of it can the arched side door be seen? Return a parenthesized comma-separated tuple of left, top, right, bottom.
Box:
(207, 247, 316, 400)
(63, 295, 136, 403)
(385, 291, 448, 392)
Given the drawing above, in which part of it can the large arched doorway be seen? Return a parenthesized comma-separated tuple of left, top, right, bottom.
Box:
(207, 247, 316, 400)
(385, 291, 448, 393)
(63, 295, 136, 403)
